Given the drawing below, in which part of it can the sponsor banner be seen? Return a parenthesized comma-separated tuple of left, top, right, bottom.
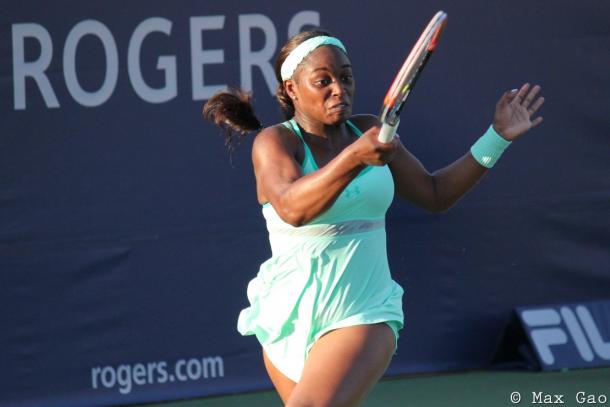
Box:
(517, 300, 610, 370)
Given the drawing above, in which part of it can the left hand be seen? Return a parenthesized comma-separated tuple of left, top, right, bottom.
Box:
(492, 83, 545, 141)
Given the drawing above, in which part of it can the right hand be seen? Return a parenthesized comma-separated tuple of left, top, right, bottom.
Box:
(349, 125, 399, 166)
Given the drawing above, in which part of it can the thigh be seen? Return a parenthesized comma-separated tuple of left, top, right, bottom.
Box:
(262, 348, 297, 404)
(286, 323, 395, 407)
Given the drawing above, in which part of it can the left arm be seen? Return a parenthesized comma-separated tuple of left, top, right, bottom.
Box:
(388, 143, 486, 213)
(360, 83, 545, 212)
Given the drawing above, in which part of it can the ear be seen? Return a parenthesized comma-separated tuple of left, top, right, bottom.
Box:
(284, 79, 298, 100)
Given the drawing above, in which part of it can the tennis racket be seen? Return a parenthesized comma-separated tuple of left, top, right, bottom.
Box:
(378, 11, 448, 142)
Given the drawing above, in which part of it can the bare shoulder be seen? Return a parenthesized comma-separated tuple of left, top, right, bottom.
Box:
(252, 123, 302, 157)
(251, 122, 305, 173)
(251, 123, 305, 205)
(349, 114, 381, 132)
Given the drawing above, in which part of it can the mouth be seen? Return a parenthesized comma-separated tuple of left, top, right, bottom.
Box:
(328, 102, 350, 112)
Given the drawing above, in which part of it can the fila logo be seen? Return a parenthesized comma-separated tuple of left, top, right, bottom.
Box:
(521, 305, 610, 365)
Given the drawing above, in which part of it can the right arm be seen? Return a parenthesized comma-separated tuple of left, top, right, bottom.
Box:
(252, 125, 396, 226)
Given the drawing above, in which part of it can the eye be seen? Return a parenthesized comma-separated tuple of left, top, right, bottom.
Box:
(342, 74, 354, 84)
(314, 77, 332, 87)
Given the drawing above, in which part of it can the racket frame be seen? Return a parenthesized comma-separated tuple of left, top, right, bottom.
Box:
(378, 11, 447, 142)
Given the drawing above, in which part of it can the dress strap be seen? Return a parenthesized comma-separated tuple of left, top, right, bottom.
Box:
(283, 119, 363, 138)
(345, 120, 363, 137)
(281, 119, 320, 171)
(286, 119, 304, 140)
(280, 118, 364, 171)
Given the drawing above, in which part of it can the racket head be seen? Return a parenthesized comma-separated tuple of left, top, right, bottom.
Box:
(380, 11, 447, 126)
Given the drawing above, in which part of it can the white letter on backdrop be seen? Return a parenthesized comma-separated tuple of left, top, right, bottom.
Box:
(128, 17, 177, 103)
(238, 14, 277, 94)
(12, 23, 59, 110)
(63, 20, 119, 107)
(288, 11, 320, 38)
(190, 16, 226, 100)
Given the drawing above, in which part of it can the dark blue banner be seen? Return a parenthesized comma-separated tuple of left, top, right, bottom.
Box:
(1, 1, 609, 406)
(518, 300, 610, 370)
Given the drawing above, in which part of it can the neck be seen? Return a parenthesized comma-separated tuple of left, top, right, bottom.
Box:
(292, 111, 347, 145)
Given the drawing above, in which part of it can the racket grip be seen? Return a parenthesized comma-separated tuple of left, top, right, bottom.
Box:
(378, 121, 399, 143)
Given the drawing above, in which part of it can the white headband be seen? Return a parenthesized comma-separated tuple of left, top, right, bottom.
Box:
(280, 36, 347, 81)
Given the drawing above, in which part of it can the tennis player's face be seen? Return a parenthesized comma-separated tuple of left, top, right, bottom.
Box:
(292, 46, 354, 125)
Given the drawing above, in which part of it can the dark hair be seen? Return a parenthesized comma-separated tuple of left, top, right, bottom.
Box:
(202, 29, 332, 153)
(273, 29, 332, 119)
(202, 87, 261, 155)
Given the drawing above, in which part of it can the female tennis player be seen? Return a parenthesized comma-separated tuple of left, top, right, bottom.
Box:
(204, 29, 544, 407)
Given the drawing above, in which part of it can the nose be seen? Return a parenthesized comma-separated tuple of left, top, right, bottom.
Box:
(330, 79, 346, 98)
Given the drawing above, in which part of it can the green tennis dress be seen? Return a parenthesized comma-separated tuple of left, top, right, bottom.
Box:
(237, 118, 404, 382)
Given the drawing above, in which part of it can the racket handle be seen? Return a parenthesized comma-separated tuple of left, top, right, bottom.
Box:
(378, 121, 399, 143)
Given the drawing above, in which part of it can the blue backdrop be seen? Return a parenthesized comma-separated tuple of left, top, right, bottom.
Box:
(1, 1, 609, 406)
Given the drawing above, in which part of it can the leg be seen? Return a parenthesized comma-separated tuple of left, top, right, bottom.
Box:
(286, 322, 395, 407)
(262, 348, 297, 404)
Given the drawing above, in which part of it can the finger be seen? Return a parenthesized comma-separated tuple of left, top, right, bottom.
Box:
(522, 85, 541, 110)
(498, 89, 518, 108)
(506, 89, 519, 102)
(528, 96, 545, 115)
(511, 83, 530, 106)
(506, 88, 519, 98)
(531, 116, 544, 128)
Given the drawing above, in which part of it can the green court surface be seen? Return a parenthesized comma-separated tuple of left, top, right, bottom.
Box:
(143, 367, 609, 407)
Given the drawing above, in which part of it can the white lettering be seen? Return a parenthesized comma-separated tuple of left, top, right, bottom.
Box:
(523, 309, 568, 365)
(12, 11, 320, 109)
(522, 309, 561, 326)
(100, 366, 117, 388)
(146, 362, 157, 383)
(11, 23, 59, 109)
(128, 17, 177, 103)
(175, 359, 188, 381)
(91, 357, 223, 393)
(288, 10, 320, 38)
(132, 363, 146, 385)
(577, 305, 610, 360)
(156, 361, 168, 383)
(116, 365, 132, 394)
(576, 391, 607, 404)
(238, 14, 277, 93)
(63, 20, 119, 107)
(202, 356, 224, 378)
(186, 359, 202, 380)
(531, 328, 568, 365)
(532, 392, 565, 404)
(190, 16, 226, 100)
(560, 306, 594, 361)
(91, 366, 101, 389)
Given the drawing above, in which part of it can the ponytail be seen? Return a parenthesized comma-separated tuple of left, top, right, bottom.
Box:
(202, 87, 262, 155)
